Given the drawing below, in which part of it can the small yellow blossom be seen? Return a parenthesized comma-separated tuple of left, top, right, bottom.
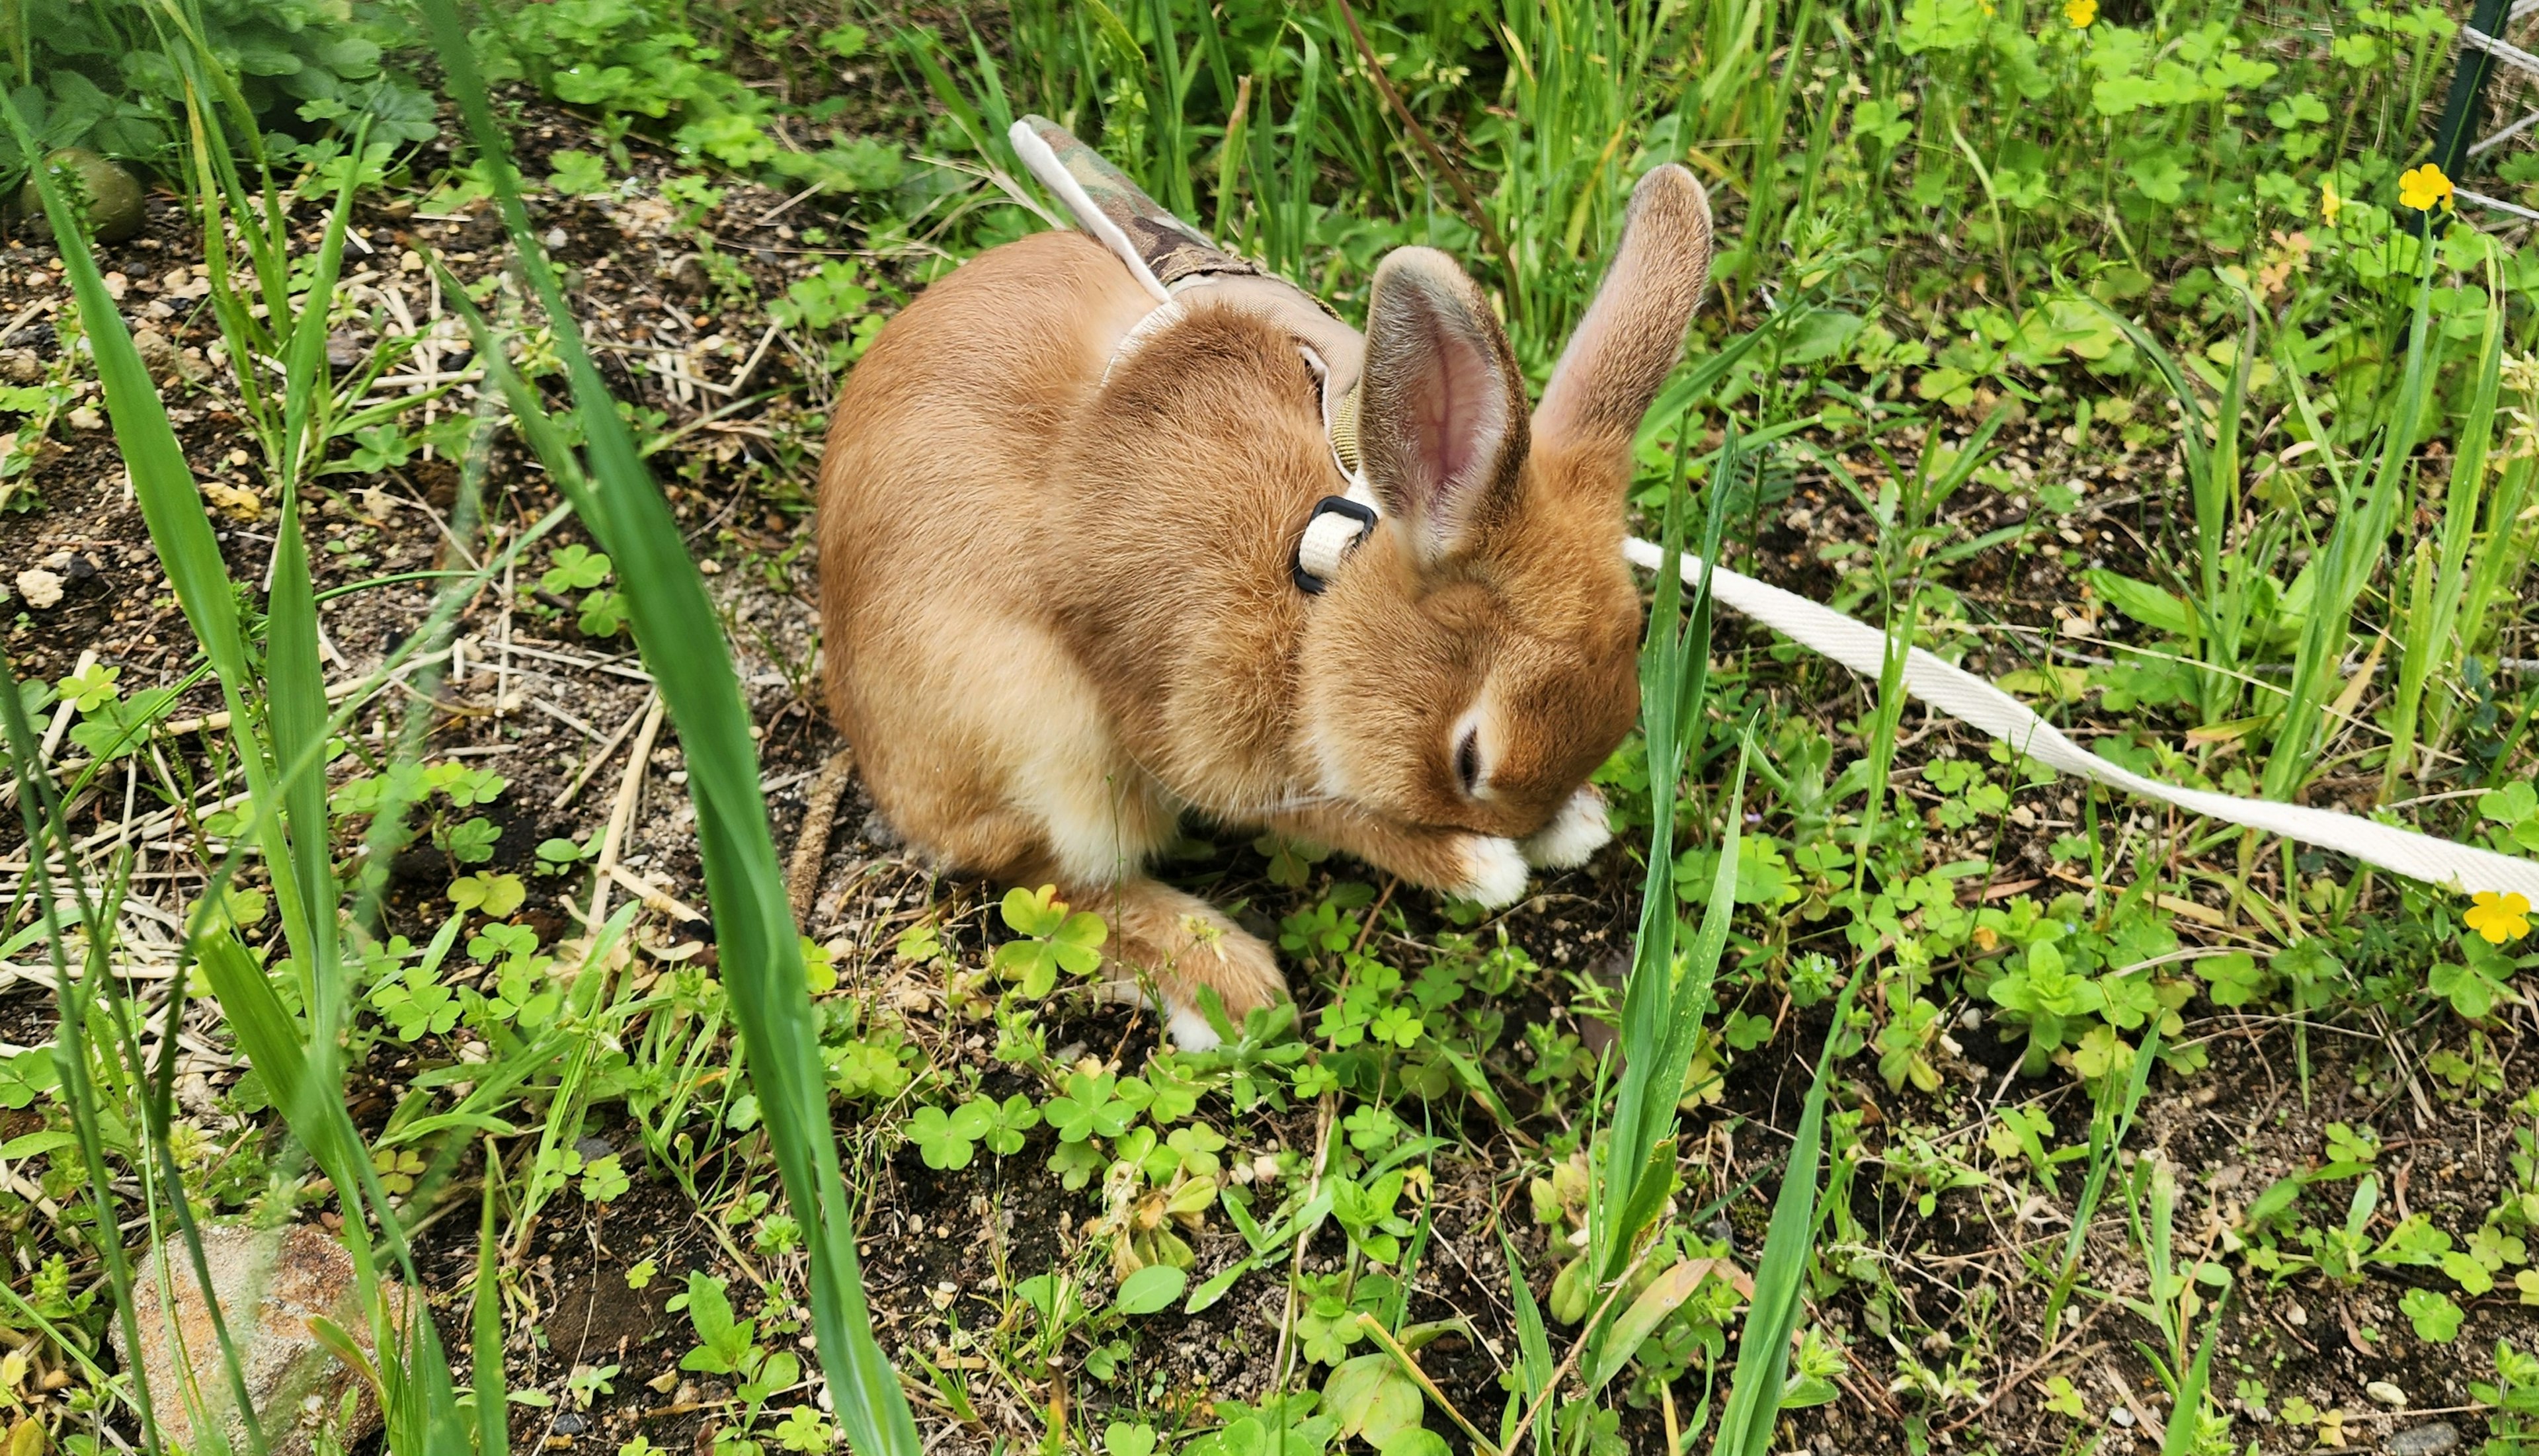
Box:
(2399, 162, 2456, 212)
(2065, 0, 2097, 25)
(2466, 890, 2532, 945)
(2320, 179, 2343, 224)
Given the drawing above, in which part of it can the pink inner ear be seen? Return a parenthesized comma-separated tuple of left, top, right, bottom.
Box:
(1408, 307, 1507, 510)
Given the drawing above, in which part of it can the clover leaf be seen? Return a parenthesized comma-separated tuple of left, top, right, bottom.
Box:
(579, 588, 628, 638)
(2401, 1287, 2462, 1342)
(1047, 1140, 1106, 1190)
(542, 544, 612, 594)
(2196, 951, 2271, 1007)
(991, 885, 1108, 997)
(2432, 942, 2519, 1021)
(1045, 1072, 1139, 1143)
(1367, 1004, 1424, 1047)
(580, 1153, 631, 1203)
(435, 815, 501, 864)
(448, 871, 526, 918)
(56, 663, 118, 712)
(980, 1094, 1041, 1156)
(904, 1100, 997, 1170)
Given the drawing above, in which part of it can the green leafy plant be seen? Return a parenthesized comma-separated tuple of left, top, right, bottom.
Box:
(991, 885, 1108, 998)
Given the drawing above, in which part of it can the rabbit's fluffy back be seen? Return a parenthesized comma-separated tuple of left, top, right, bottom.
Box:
(819, 228, 1366, 884)
(819, 230, 1164, 885)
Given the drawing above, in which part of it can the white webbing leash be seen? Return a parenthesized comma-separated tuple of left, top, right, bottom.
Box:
(1016, 116, 2539, 903)
(1625, 538, 2539, 902)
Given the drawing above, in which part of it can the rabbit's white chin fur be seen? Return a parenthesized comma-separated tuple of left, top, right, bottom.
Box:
(1522, 787, 1611, 869)
(1167, 1003, 1225, 1053)
(1455, 836, 1531, 908)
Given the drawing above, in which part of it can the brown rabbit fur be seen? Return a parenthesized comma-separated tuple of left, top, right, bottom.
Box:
(818, 164, 1713, 1048)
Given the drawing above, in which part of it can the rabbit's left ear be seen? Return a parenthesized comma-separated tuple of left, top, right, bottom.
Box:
(1358, 247, 1530, 567)
(1534, 165, 1713, 454)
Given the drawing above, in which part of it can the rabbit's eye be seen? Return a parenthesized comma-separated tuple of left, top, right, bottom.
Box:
(1455, 727, 1482, 796)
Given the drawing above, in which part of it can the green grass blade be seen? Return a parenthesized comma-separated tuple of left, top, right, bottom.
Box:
(2159, 1297, 2224, 1456)
(421, 5, 920, 1448)
(2386, 250, 2503, 793)
(2038, 1026, 2159, 1345)
(471, 1173, 508, 1454)
(1615, 735, 1748, 1257)
(10, 82, 467, 1450)
(1597, 423, 1710, 1279)
(2262, 252, 2437, 801)
(1, 661, 172, 1451)
(1707, 973, 1861, 1456)
(1498, 1230, 1554, 1455)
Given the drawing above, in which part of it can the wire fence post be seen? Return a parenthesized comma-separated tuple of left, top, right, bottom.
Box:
(2419, 0, 2516, 231)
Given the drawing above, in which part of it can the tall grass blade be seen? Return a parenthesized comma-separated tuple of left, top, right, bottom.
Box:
(1706, 975, 1861, 1456)
(471, 1173, 508, 1454)
(2386, 250, 2504, 793)
(1594, 421, 1726, 1285)
(2159, 1301, 2224, 1456)
(2262, 250, 2437, 801)
(2037, 1027, 2160, 1346)
(420, 5, 920, 1449)
(0, 668, 170, 1451)
(9, 87, 469, 1455)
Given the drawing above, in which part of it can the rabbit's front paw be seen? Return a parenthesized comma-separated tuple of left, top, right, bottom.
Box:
(1521, 786, 1611, 869)
(1453, 835, 1531, 908)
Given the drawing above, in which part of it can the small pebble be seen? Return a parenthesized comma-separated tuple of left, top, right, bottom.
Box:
(573, 1135, 614, 1163)
(2386, 1421, 2460, 1455)
(2367, 1381, 2409, 1408)
(14, 567, 61, 609)
(132, 327, 178, 376)
(553, 1412, 586, 1435)
(2111, 1406, 2135, 1428)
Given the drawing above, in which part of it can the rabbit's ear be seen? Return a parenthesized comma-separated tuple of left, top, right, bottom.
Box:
(1535, 165, 1713, 454)
(1359, 247, 1529, 565)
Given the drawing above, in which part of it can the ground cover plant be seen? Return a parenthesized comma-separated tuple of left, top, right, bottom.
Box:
(1, 0, 2538, 1453)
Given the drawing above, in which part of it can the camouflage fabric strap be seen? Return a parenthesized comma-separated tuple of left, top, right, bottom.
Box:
(1012, 116, 1260, 293)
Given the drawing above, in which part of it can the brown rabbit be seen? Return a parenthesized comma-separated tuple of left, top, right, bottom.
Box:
(818, 120, 1712, 1048)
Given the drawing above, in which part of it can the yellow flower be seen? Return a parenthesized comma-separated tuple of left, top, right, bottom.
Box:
(2466, 890, 2532, 945)
(2065, 0, 2097, 26)
(2399, 162, 2455, 213)
(2319, 179, 2343, 224)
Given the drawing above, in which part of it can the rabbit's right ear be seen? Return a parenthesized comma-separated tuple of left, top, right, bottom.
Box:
(1358, 247, 1530, 567)
(1534, 165, 1713, 454)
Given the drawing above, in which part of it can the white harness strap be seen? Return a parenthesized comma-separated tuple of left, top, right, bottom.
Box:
(1293, 345, 1383, 592)
(1099, 296, 1191, 385)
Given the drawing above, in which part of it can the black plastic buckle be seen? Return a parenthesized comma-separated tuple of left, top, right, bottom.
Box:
(1292, 495, 1379, 595)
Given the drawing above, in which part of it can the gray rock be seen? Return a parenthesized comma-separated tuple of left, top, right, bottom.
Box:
(113, 1224, 409, 1456)
(2387, 1422, 2460, 1455)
